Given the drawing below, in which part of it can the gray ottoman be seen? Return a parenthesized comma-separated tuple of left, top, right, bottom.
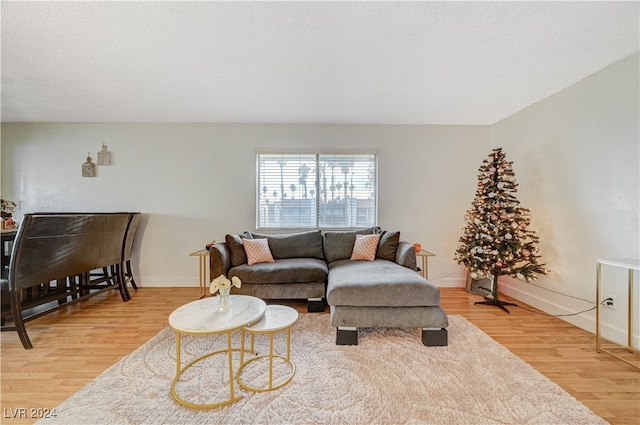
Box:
(326, 259, 448, 346)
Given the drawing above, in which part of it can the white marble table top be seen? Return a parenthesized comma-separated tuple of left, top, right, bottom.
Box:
(244, 305, 299, 333)
(169, 295, 266, 334)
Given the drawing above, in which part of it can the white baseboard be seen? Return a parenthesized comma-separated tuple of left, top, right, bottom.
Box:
(430, 277, 466, 288)
(136, 277, 201, 288)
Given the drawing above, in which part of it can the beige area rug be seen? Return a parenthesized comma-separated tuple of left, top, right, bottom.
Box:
(36, 314, 607, 425)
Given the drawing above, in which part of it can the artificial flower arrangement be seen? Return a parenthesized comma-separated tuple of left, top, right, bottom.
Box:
(1, 198, 17, 229)
(1, 198, 17, 218)
(209, 274, 242, 295)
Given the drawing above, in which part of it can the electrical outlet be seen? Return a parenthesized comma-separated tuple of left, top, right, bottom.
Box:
(604, 294, 617, 310)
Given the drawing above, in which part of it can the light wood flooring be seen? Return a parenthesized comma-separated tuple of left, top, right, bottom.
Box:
(1, 287, 638, 425)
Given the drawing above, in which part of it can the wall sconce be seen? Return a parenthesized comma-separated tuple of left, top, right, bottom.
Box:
(97, 143, 111, 165)
(82, 153, 96, 177)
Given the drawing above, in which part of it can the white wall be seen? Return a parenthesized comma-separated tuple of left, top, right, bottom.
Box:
(2, 54, 638, 346)
(0, 123, 490, 288)
(492, 53, 639, 347)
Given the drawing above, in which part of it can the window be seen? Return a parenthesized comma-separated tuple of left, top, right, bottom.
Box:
(256, 150, 378, 229)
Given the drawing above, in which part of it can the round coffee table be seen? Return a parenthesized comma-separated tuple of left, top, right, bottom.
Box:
(168, 295, 266, 409)
(237, 305, 299, 392)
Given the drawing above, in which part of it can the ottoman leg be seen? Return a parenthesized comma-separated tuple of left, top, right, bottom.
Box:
(336, 327, 358, 345)
(422, 328, 448, 347)
(307, 298, 325, 313)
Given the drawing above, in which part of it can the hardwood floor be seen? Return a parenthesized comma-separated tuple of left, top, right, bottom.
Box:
(1, 287, 638, 425)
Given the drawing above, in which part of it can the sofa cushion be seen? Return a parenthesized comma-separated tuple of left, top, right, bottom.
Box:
(396, 241, 417, 270)
(243, 238, 275, 265)
(225, 232, 253, 267)
(229, 258, 328, 284)
(326, 259, 440, 307)
(350, 233, 381, 261)
(251, 230, 324, 260)
(323, 227, 379, 263)
(330, 305, 449, 329)
(376, 230, 400, 261)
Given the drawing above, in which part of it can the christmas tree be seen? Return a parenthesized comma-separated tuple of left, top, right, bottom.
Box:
(455, 147, 547, 313)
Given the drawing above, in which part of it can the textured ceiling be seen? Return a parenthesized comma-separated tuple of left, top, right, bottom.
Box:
(1, 1, 638, 125)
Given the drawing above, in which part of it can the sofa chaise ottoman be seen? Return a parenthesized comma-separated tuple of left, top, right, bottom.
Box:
(326, 258, 448, 346)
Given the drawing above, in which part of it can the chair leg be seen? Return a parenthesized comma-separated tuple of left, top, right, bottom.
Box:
(115, 264, 131, 302)
(103, 267, 114, 285)
(56, 278, 68, 305)
(79, 272, 89, 297)
(68, 275, 78, 299)
(125, 260, 138, 291)
(10, 290, 33, 349)
(109, 265, 119, 289)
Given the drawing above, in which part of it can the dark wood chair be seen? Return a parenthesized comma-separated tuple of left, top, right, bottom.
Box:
(83, 213, 133, 301)
(1, 229, 17, 274)
(116, 212, 140, 293)
(94, 212, 141, 296)
(1, 213, 131, 349)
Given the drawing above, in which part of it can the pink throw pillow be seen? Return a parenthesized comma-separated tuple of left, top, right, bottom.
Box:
(350, 233, 382, 261)
(243, 238, 275, 265)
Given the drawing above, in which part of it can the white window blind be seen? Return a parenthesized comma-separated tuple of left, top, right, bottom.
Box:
(257, 151, 377, 229)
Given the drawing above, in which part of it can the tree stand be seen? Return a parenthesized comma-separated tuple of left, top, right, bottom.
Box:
(474, 274, 516, 314)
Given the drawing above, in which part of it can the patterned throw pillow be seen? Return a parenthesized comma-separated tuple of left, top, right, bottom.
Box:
(350, 233, 382, 261)
(243, 238, 275, 265)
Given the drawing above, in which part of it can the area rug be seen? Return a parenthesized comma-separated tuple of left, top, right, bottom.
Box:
(36, 314, 606, 425)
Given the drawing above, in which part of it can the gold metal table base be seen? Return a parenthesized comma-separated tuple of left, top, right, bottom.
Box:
(237, 328, 295, 392)
(189, 249, 210, 299)
(236, 306, 298, 392)
(168, 296, 267, 409)
(416, 250, 435, 279)
(596, 345, 638, 369)
(171, 332, 244, 409)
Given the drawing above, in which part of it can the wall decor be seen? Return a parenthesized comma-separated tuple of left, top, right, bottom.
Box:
(97, 143, 110, 165)
(82, 153, 96, 177)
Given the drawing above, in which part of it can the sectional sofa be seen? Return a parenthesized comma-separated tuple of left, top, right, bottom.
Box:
(209, 228, 448, 346)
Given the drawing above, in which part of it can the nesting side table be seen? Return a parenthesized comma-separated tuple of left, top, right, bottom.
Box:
(189, 249, 210, 298)
(168, 295, 267, 409)
(416, 250, 436, 279)
(237, 305, 298, 392)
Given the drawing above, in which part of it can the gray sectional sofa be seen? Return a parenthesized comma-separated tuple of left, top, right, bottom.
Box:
(209, 228, 448, 346)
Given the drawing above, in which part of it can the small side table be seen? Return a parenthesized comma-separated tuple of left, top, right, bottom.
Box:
(595, 258, 640, 369)
(168, 295, 267, 409)
(237, 305, 298, 392)
(189, 249, 210, 298)
(416, 250, 436, 279)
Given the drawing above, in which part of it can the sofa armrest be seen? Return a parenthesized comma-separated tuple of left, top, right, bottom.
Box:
(396, 241, 417, 271)
(210, 242, 231, 281)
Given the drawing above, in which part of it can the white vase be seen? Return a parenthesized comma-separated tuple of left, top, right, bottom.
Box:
(217, 288, 232, 312)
